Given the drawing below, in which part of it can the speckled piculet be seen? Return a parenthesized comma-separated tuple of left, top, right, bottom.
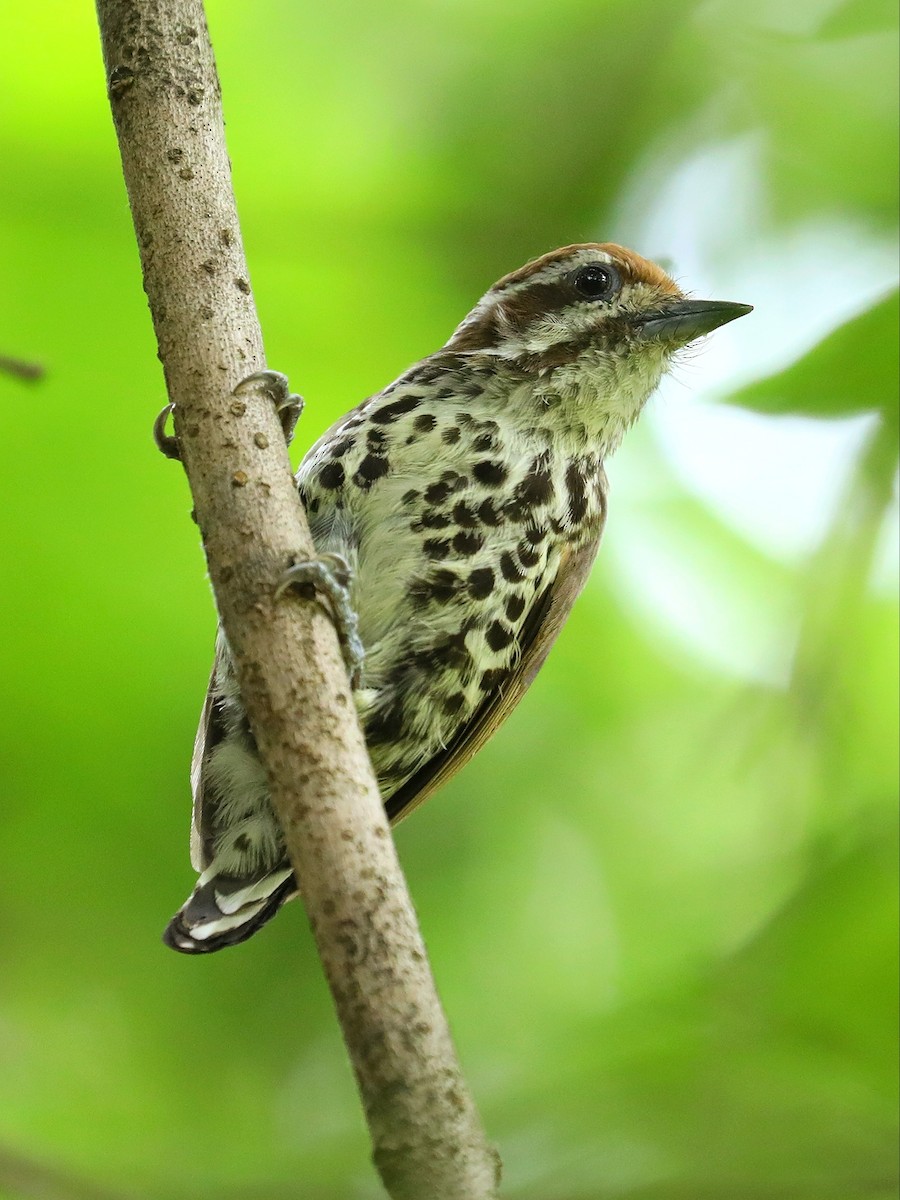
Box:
(164, 242, 751, 953)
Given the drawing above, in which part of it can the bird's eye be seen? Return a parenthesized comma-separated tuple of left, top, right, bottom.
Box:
(572, 264, 619, 301)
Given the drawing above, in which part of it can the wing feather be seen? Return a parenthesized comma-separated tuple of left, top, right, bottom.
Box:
(189, 663, 224, 871)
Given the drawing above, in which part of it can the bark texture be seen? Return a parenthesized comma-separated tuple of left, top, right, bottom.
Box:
(95, 2, 500, 1195)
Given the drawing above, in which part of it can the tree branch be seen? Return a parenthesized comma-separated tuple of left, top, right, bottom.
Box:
(94, 3, 500, 1196)
(0, 354, 44, 381)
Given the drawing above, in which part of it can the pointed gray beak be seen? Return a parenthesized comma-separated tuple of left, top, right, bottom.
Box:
(636, 299, 753, 345)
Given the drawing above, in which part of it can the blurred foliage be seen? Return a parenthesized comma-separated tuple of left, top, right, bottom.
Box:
(0, 1, 897, 1198)
(732, 291, 899, 420)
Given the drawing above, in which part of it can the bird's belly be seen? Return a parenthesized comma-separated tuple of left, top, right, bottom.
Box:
(300, 404, 605, 801)
(316, 491, 562, 798)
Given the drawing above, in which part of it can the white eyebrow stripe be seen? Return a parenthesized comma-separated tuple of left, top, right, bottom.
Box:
(496, 249, 617, 298)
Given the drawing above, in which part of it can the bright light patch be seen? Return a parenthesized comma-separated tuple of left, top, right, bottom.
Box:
(650, 394, 879, 563)
(599, 131, 899, 680)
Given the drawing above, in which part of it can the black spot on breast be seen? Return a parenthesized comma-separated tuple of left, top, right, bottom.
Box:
(370, 394, 423, 424)
(453, 501, 479, 527)
(318, 461, 345, 490)
(453, 530, 484, 556)
(468, 567, 494, 599)
(424, 481, 452, 505)
(442, 692, 466, 717)
(408, 364, 439, 387)
(307, 497, 321, 515)
(413, 630, 469, 670)
(233, 833, 251, 853)
(414, 412, 437, 433)
(478, 499, 502, 526)
(503, 498, 531, 523)
(441, 427, 461, 445)
(516, 455, 554, 505)
(500, 551, 525, 582)
(366, 428, 389, 453)
(408, 568, 461, 606)
(566, 461, 588, 524)
(365, 698, 407, 746)
(486, 621, 514, 651)
(505, 593, 526, 622)
(456, 412, 473, 427)
(523, 524, 546, 545)
(473, 460, 508, 487)
(354, 455, 390, 487)
(425, 472, 466, 505)
(516, 539, 541, 568)
(423, 538, 451, 560)
(402, 489, 420, 505)
(472, 431, 498, 453)
(480, 667, 507, 692)
(414, 510, 452, 530)
(330, 437, 354, 457)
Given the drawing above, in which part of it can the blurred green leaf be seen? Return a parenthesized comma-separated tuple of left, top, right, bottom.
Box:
(730, 290, 899, 420)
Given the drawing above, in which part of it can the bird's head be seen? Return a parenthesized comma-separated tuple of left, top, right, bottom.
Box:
(446, 243, 752, 450)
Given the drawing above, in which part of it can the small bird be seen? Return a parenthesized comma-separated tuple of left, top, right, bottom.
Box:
(163, 242, 751, 953)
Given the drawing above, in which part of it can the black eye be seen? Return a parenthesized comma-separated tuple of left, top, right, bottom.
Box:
(572, 263, 619, 301)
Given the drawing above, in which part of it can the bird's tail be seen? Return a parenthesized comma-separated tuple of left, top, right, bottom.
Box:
(163, 866, 296, 953)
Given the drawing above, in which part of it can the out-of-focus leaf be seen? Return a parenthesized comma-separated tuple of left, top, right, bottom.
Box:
(692, 8, 899, 228)
(823, 0, 899, 39)
(729, 290, 899, 420)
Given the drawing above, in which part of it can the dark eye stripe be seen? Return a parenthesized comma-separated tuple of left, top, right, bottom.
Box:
(497, 281, 574, 332)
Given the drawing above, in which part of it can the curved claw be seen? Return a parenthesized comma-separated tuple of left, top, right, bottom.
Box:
(153, 403, 181, 460)
(276, 396, 304, 447)
(234, 369, 305, 446)
(276, 553, 364, 686)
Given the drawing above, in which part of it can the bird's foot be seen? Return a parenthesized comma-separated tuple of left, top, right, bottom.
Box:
(233, 369, 304, 446)
(153, 403, 181, 460)
(153, 371, 304, 461)
(276, 553, 364, 686)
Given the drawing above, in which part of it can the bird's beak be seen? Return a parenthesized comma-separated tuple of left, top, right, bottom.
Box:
(636, 299, 753, 346)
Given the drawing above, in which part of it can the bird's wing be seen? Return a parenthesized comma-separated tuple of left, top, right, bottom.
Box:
(189, 658, 226, 872)
(384, 493, 606, 824)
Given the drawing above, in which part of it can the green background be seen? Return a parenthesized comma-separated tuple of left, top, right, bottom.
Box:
(0, 1, 897, 1197)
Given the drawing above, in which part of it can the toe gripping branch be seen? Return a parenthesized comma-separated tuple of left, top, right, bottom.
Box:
(152, 370, 305, 461)
(233, 370, 305, 446)
(276, 554, 365, 687)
